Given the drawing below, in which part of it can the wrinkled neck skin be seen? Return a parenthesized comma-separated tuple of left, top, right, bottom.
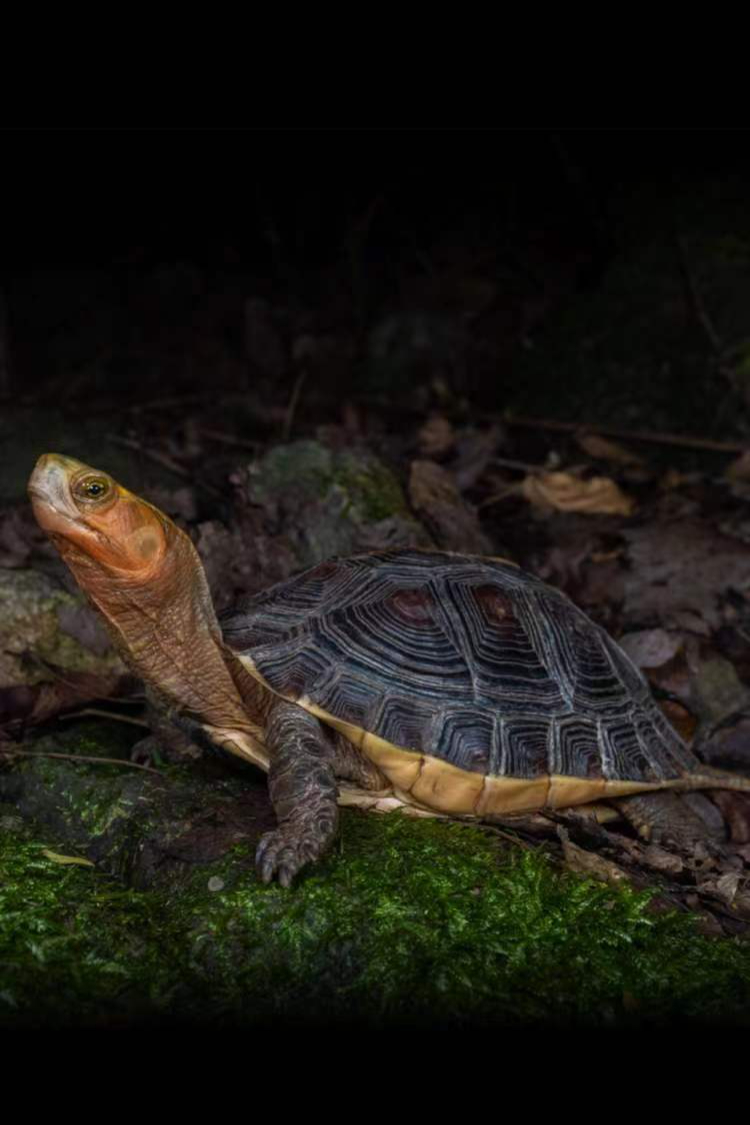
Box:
(57, 524, 267, 741)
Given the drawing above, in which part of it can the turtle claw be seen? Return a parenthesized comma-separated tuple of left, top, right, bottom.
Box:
(255, 826, 326, 886)
(130, 735, 163, 767)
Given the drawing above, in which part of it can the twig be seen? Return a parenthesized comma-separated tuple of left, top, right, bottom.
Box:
(476, 823, 540, 851)
(200, 428, 260, 453)
(107, 433, 193, 478)
(477, 485, 522, 510)
(505, 414, 749, 455)
(107, 433, 222, 498)
(59, 708, 150, 728)
(476, 455, 549, 509)
(282, 369, 308, 441)
(0, 747, 161, 775)
(492, 455, 546, 474)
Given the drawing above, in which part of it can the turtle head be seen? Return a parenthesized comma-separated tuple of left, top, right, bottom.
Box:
(28, 452, 216, 649)
(29, 453, 267, 756)
(29, 453, 178, 581)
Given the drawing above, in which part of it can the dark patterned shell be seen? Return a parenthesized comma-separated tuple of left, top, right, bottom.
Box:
(220, 549, 698, 784)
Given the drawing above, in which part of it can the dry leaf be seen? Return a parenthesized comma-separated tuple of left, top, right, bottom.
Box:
(729, 893, 750, 919)
(640, 844, 685, 876)
(522, 471, 635, 517)
(700, 871, 741, 906)
(710, 791, 750, 844)
(558, 827, 629, 884)
(409, 459, 492, 554)
(576, 432, 644, 466)
(453, 425, 503, 491)
(656, 699, 698, 744)
(41, 849, 95, 867)
(619, 628, 683, 669)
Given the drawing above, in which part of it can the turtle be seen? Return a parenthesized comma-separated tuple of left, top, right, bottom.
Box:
(28, 452, 750, 885)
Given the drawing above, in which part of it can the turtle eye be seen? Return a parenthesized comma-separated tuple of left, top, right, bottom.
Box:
(74, 477, 111, 502)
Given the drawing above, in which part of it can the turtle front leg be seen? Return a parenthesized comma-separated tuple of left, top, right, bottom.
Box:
(257, 700, 339, 887)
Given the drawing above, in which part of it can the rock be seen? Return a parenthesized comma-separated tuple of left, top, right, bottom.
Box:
(0, 568, 130, 730)
(0, 734, 275, 891)
(203, 440, 431, 606)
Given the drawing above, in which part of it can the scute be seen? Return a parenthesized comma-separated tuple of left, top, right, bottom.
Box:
(221, 548, 699, 783)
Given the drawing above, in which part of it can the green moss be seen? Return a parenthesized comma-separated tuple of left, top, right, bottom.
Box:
(254, 440, 409, 524)
(256, 440, 334, 502)
(14, 723, 141, 838)
(3, 804, 750, 1027)
(330, 451, 409, 522)
(0, 814, 163, 1024)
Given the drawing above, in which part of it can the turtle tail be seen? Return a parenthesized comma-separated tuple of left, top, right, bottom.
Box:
(670, 766, 750, 793)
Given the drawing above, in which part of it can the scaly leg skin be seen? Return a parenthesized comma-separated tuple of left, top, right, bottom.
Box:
(256, 700, 340, 888)
(614, 791, 726, 847)
(330, 731, 388, 789)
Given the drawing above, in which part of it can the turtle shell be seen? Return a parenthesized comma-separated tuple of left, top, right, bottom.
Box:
(221, 549, 700, 815)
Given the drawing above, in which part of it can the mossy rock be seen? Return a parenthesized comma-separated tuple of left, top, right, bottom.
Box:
(0, 569, 124, 689)
(3, 723, 750, 1027)
(241, 440, 431, 569)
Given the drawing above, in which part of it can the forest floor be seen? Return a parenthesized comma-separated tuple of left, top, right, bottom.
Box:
(4, 169, 750, 1025)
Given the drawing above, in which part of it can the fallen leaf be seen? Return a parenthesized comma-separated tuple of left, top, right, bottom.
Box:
(618, 836, 686, 875)
(409, 460, 492, 554)
(700, 871, 741, 906)
(41, 849, 95, 867)
(710, 791, 750, 844)
(0, 668, 135, 732)
(640, 843, 685, 875)
(521, 471, 635, 517)
(688, 653, 750, 730)
(657, 699, 698, 744)
(576, 432, 644, 466)
(452, 425, 503, 491)
(729, 892, 750, 919)
(558, 826, 629, 884)
(619, 628, 683, 669)
(695, 913, 726, 936)
(622, 519, 750, 631)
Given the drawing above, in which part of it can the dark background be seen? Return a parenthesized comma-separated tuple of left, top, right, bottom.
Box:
(2, 127, 750, 505)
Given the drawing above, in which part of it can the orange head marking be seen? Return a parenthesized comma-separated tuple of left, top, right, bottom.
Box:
(28, 453, 177, 581)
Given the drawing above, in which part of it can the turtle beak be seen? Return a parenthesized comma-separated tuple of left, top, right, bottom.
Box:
(28, 452, 85, 532)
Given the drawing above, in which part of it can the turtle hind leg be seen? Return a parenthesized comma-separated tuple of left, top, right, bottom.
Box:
(613, 791, 726, 845)
(256, 699, 340, 887)
(331, 730, 388, 790)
